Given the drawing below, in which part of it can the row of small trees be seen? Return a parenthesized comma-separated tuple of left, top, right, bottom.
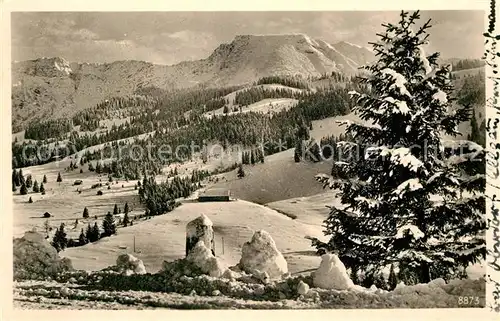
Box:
(51, 211, 119, 253)
(241, 147, 265, 165)
(12, 169, 58, 195)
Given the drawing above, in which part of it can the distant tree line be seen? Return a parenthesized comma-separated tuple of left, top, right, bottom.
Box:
(234, 87, 304, 106)
(138, 169, 210, 216)
(24, 119, 72, 140)
(456, 72, 485, 107)
(451, 58, 484, 72)
(255, 75, 309, 89)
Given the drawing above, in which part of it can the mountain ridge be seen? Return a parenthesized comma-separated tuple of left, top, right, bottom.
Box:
(12, 33, 378, 131)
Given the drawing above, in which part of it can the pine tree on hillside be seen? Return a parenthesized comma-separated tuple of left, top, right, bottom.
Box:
(313, 11, 485, 284)
(79, 228, 87, 245)
(237, 164, 245, 178)
(26, 175, 33, 189)
(85, 223, 92, 242)
(83, 207, 89, 219)
(113, 204, 119, 215)
(43, 174, 47, 184)
(51, 223, 68, 253)
(96, 162, 102, 174)
(124, 202, 129, 215)
(123, 211, 130, 227)
(28, 196, 33, 203)
(469, 113, 478, 140)
(19, 169, 25, 186)
(388, 264, 398, 290)
(40, 182, 45, 194)
(20, 183, 28, 195)
(12, 169, 20, 187)
(92, 222, 100, 241)
(32, 180, 39, 193)
(57, 172, 62, 183)
(294, 141, 303, 162)
(102, 212, 116, 237)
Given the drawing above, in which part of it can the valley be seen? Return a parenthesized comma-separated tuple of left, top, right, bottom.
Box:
(11, 28, 487, 310)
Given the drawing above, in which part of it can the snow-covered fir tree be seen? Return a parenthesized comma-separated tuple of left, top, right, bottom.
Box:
(313, 11, 485, 284)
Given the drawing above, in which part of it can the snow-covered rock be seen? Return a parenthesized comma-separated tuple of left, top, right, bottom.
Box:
(312, 254, 354, 290)
(393, 281, 447, 296)
(186, 214, 215, 256)
(239, 230, 288, 280)
(428, 278, 446, 288)
(222, 268, 241, 280)
(116, 253, 146, 275)
(297, 280, 310, 295)
(186, 241, 227, 277)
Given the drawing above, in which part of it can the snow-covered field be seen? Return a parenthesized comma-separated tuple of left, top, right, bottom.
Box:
(310, 112, 363, 141)
(60, 199, 324, 275)
(209, 148, 331, 204)
(12, 156, 143, 238)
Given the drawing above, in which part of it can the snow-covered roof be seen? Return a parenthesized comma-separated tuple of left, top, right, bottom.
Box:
(199, 188, 230, 197)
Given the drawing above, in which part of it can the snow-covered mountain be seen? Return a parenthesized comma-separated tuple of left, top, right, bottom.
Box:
(11, 34, 376, 131)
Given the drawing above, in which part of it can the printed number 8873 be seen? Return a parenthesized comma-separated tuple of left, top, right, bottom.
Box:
(458, 296, 480, 305)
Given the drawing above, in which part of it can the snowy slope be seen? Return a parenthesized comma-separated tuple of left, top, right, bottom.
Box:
(61, 199, 324, 275)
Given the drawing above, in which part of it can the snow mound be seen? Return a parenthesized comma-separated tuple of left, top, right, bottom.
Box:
(186, 214, 215, 256)
(187, 241, 228, 277)
(297, 280, 310, 295)
(116, 254, 146, 276)
(312, 254, 354, 290)
(393, 280, 447, 296)
(239, 230, 288, 280)
(13, 231, 73, 280)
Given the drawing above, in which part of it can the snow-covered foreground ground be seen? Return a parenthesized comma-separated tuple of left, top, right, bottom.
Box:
(61, 200, 324, 275)
(13, 276, 486, 310)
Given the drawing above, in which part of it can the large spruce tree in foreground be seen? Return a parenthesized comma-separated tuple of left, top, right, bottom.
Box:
(313, 11, 485, 284)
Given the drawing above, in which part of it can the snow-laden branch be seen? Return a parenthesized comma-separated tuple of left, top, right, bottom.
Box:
(395, 224, 425, 240)
(394, 178, 423, 193)
(370, 147, 426, 172)
(381, 68, 412, 97)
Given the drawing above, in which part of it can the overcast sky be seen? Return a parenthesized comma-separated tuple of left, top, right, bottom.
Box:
(11, 11, 484, 65)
